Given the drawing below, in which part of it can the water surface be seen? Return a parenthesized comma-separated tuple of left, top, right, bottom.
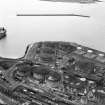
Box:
(0, 0, 105, 58)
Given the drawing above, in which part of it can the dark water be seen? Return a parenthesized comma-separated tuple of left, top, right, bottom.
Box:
(0, 0, 105, 58)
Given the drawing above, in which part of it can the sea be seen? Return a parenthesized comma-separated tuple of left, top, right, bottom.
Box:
(0, 0, 105, 58)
